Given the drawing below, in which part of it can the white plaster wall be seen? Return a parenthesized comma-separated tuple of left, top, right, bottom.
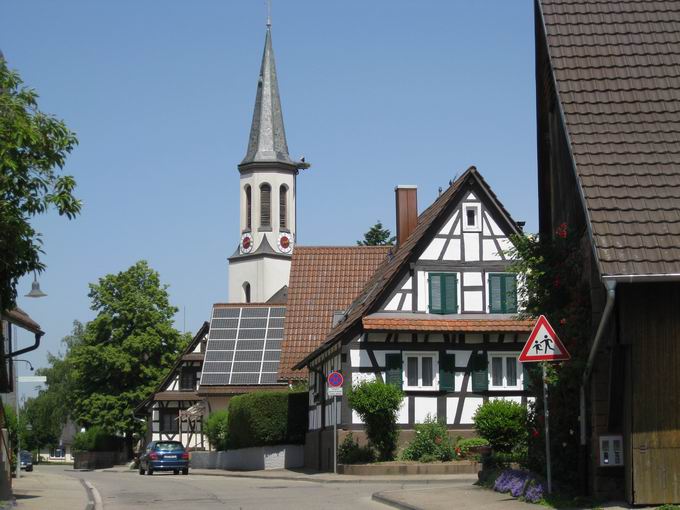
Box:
(463, 233, 479, 261)
(463, 272, 482, 287)
(420, 238, 446, 260)
(463, 290, 483, 312)
(482, 239, 502, 260)
(460, 397, 484, 424)
(228, 256, 291, 303)
(414, 397, 438, 423)
(443, 239, 461, 261)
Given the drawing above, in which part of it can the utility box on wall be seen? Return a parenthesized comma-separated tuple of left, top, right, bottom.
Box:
(599, 435, 623, 467)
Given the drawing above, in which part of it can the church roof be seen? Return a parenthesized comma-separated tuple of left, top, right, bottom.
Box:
(240, 26, 294, 167)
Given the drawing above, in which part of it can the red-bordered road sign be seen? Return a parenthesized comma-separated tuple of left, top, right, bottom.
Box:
(327, 371, 344, 387)
(519, 315, 571, 362)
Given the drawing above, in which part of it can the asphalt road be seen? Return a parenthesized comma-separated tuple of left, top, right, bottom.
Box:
(63, 467, 434, 510)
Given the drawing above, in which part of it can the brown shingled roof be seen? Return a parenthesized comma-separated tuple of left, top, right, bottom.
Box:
(363, 316, 535, 333)
(294, 167, 522, 370)
(278, 246, 391, 381)
(2, 307, 43, 335)
(538, 0, 680, 277)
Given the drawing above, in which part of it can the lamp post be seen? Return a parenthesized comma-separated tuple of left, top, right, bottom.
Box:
(14, 359, 33, 480)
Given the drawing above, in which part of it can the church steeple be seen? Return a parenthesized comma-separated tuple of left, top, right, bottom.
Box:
(240, 26, 294, 167)
(229, 20, 309, 305)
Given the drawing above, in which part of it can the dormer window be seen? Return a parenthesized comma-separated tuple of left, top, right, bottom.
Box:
(463, 204, 482, 232)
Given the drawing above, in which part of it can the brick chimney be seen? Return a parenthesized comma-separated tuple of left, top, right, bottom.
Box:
(395, 185, 418, 247)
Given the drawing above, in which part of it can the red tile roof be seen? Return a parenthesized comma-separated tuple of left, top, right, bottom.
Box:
(538, 0, 680, 277)
(362, 317, 535, 333)
(278, 246, 391, 380)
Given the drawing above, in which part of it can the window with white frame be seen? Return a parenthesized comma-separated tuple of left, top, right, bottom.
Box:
(403, 352, 438, 391)
(463, 203, 482, 232)
(488, 353, 522, 390)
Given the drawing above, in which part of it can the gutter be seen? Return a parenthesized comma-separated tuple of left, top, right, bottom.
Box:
(580, 280, 616, 445)
(7, 331, 44, 358)
(603, 274, 680, 283)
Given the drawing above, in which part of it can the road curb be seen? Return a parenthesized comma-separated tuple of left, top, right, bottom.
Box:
(372, 491, 424, 510)
(82, 480, 103, 510)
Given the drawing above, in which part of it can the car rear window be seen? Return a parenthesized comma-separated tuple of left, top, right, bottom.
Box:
(156, 441, 184, 451)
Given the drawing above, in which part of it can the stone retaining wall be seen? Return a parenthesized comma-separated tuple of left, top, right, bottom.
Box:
(337, 461, 480, 476)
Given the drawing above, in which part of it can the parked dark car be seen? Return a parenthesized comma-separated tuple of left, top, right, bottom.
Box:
(138, 441, 189, 475)
(19, 451, 33, 472)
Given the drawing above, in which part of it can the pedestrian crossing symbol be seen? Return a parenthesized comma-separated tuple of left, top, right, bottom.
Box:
(519, 315, 571, 362)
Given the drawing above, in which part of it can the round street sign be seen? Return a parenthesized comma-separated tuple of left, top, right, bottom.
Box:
(328, 371, 344, 388)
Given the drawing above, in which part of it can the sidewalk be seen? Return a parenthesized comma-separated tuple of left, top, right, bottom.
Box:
(374, 485, 537, 510)
(101, 464, 478, 485)
(13, 466, 89, 510)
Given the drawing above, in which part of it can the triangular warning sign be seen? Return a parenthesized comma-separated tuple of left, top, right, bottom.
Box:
(519, 315, 571, 362)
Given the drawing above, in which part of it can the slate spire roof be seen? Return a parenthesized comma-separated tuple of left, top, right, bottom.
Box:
(240, 26, 294, 167)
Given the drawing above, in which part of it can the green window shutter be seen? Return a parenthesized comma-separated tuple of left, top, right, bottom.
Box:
(442, 274, 458, 314)
(429, 274, 443, 314)
(489, 274, 503, 313)
(503, 274, 518, 313)
(470, 351, 489, 392)
(385, 353, 403, 388)
(439, 353, 456, 391)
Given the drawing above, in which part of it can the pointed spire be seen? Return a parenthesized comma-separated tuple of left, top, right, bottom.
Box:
(240, 26, 293, 167)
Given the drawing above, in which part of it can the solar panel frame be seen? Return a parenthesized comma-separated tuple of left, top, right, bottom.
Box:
(200, 305, 286, 386)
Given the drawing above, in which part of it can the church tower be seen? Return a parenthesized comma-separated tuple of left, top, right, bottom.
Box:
(228, 21, 308, 303)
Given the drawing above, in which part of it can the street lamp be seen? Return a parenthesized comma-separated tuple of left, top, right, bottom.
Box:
(25, 273, 47, 299)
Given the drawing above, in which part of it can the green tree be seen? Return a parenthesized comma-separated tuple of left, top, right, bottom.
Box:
(0, 58, 81, 310)
(20, 393, 62, 453)
(357, 221, 395, 246)
(69, 261, 190, 451)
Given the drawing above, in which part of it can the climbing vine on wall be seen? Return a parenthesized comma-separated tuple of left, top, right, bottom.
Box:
(508, 224, 592, 489)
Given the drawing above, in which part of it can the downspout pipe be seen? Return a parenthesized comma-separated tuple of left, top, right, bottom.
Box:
(7, 331, 44, 358)
(580, 280, 617, 446)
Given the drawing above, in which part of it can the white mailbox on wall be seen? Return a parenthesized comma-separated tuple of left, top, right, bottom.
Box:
(599, 435, 623, 467)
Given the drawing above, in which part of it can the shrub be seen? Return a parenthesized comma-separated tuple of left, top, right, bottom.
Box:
(456, 437, 490, 459)
(347, 380, 403, 461)
(473, 399, 528, 453)
(205, 409, 229, 451)
(401, 416, 455, 462)
(337, 432, 375, 464)
(227, 390, 307, 449)
(72, 426, 119, 452)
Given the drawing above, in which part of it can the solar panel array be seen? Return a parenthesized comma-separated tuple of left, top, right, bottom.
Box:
(200, 306, 286, 386)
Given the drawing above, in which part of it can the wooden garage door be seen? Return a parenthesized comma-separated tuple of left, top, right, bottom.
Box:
(624, 284, 680, 504)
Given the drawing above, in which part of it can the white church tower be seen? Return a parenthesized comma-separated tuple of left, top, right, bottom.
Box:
(228, 21, 309, 303)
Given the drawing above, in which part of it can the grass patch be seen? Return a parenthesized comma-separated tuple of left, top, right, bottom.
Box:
(537, 492, 602, 509)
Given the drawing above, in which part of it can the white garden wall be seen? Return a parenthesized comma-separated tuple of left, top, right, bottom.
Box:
(190, 444, 303, 471)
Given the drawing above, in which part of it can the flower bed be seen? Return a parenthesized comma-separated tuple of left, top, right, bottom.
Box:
(492, 469, 544, 503)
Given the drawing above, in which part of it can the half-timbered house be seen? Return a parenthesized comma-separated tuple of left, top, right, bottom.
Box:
(295, 167, 534, 470)
(536, 0, 680, 504)
(135, 322, 210, 450)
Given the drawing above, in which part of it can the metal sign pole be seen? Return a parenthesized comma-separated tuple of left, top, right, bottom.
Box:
(542, 363, 552, 493)
(333, 395, 337, 474)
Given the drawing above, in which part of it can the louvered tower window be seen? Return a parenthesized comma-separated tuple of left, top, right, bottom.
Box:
(279, 185, 288, 229)
(245, 185, 252, 230)
(260, 183, 271, 227)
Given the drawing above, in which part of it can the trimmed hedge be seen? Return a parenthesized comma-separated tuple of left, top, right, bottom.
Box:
(72, 426, 122, 452)
(206, 409, 229, 451)
(227, 390, 307, 449)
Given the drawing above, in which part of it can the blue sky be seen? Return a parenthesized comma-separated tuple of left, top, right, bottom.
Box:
(1, 1, 536, 398)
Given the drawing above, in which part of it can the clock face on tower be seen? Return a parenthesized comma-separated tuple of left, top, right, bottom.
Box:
(240, 233, 254, 254)
(277, 232, 293, 254)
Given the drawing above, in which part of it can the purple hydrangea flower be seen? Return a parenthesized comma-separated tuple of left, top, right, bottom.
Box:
(524, 481, 544, 503)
